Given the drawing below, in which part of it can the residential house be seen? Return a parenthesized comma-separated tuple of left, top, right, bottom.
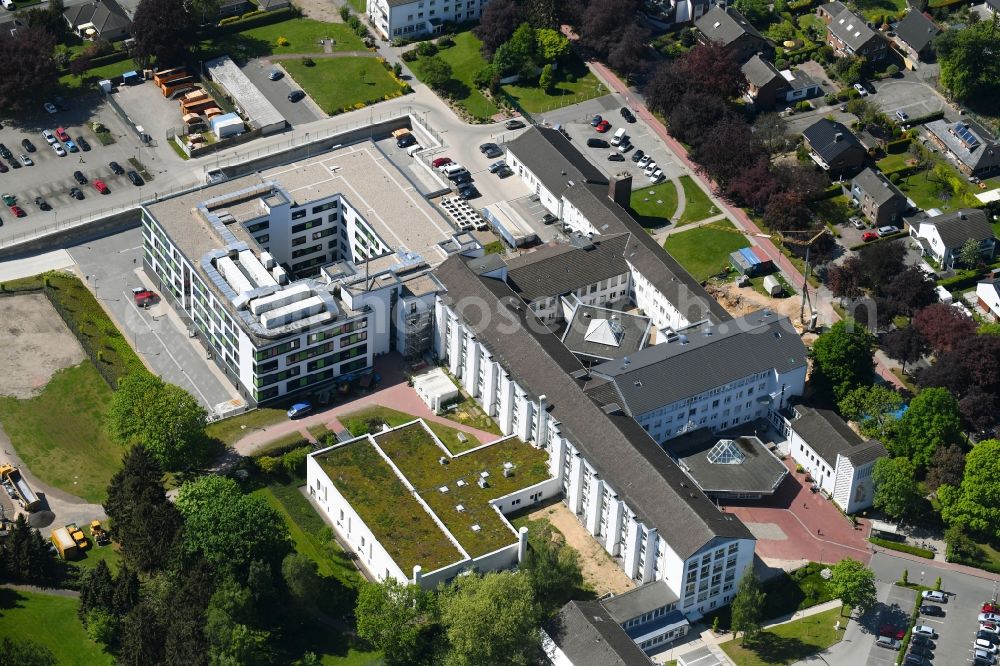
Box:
(695, 6, 773, 63)
(850, 167, 907, 225)
(977, 274, 1000, 318)
(909, 208, 997, 268)
(775, 405, 888, 513)
(742, 55, 788, 110)
(542, 601, 656, 665)
(892, 10, 940, 67)
(779, 68, 822, 102)
(984, 0, 1000, 17)
(803, 118, 868, 176)
(0, 18, 26, 38)
(816, 0, 848, 23)
(925, 119, 1000, 176)
(63, 0, 132, 41)
(644, 0, 713, 27)
(825, 5, 888, 60)
(368, 0, 487, 40)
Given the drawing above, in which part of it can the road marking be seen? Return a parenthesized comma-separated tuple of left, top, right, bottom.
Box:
(118, 245, 142, 253)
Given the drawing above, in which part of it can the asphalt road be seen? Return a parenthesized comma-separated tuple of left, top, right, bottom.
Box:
(241, 59, 323, 127)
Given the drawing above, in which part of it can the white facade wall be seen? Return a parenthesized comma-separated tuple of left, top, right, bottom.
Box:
(368, 0, 488, 40)
(506, 150, 563, 216)
(628, 261, 694, 333)
(832, 456, 877, 513)
(787, 428, 838, 496)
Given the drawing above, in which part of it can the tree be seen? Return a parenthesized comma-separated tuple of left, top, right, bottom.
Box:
(893, 387, 963, 469)
(119, 603, 165, 666)
(763, 189, 809, 232)
(732, 0, 770, 24)
(112, 566, 140, 618)
(666, 92, 734, 148)
(644, 43, 746, 113)
(825, 257, 864, 303)
(282, 553, 322, 607)
(86, 609, 119, 646)
(538, 64, 555, 91)
(107, 373, 211, 470)
(0, 638, 56, 666)
(439, 571, 541, 666)
(936, 20, 1000, 101)
(731, 570, 765, 645)
(0, 26, 58, 112)
(175, 475, 290, 576)
(0, 514, 56, 584)
(131, 0, 196, 69)
(79, 560, 115, 620)
(938, 439, 1000, 538)
(184, 0, 220, 24)
(475, 0, 521, 56)
(882, 326, 928, 375)
(520, 522, 584, 615)
(958, 237, 984, 268)
(913, 303, 977, 353)
(959, 389, 999, 433)
(103, 444, 183, 573)
(525, 0, 556, 27)
(356, 579, 439, 666)
(690, 119, 764, 186)
(162, 560, 215, 666)
(419, 55, 453, 90)
(872, 457, 920, 521)
(725, 158, 781, 212)
(830, 558, 877, 616)
(578, 0, 641, 58)
(69, 54, 93, 79)
(607, 24, 651, 77)
(884, 266, 938, 315)
(926, 442, 966, 492)
(810, 319, 876, 403)
(505, 22, 538, 72)
(535, 27, 570, 63)
(858, 240, 906, 292)
(837, 384, 903, 440)
(753, 112, 791, 154)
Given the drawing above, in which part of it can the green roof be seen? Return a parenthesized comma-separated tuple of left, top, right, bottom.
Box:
(314, 420, 551, 573)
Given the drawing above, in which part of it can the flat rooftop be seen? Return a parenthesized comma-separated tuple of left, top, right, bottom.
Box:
(561, 304, 650, 361)
(314, 420, 550, 573)
(205, 55, 284, 130)
(666, 428, 787, 496)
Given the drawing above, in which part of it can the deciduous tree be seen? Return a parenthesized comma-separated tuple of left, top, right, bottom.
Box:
(0, 638, 56, 666)
(893, 387, 963, 468)
(732, 0, 770, 25)
(858, 240, 906, 292)
(521, 522, 584, 615)
(419, 55, 453, 90)
(830, 558, 877, 615)
(958, 237, 985, 268)
(837, 384, 903, 439)
(825, 256, 864, 302)
(936, 20, 1000, 102)
(607, 24, 651, 77)
(938, 439, 1000, 538)
(578, 0, 641, 59)
(810, 319, 876, 403)
(0, 26, 58, 112)
(763, 189, 809, 232)
(882, 326, 928, 374)
(356, 579, 439, 666)
(731, 570, 765, 645)
(725, 158, 781, 212)
(884, 266, 938, 315)
(535, 27, 569, 63)
(131, 0, 196, 69)
(872, 457, 920, 521)
(926, 442, 966, 492)
(690, 118, 763, 187)
(475, 0, 521, 56)
(538, 63, 554, 91)
(912, 303, 977, 353)
(959, 389, 999, 433)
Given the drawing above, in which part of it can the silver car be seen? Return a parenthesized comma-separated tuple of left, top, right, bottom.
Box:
(18, 154, 33, 166)
(51, 143, 66, 157)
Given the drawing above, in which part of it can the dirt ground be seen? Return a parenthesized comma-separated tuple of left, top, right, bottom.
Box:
(294, 0, 345, 23)
(0, 294, 85, 399)
(521, 501, 636, 597)
(708, 282, 819, 344)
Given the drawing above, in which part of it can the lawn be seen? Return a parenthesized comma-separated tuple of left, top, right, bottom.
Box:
(678, 175, 718, 225)
(198, 18, 365, 60)
(630, 183, 679, 228)
(0, 362, 122, 504)
(283, 58, 404, 115)
(501, 58, 605, 114)
(894, 171, 969, 211)
(812, 195, 852, 227)
(58, 57, 133, 91)
(205, 408, 288, 445)
(720, 606, 846, 666)
(876, 152, 913, 173)
(664, 220, 748, 281)
(340, 405, 485, 454)
(439, 395, 502, 437)
(0, 589, 112, 665)
(853, 0, 907, 22)
(408, 31, 500, 121)
(704, 562, 837, 631)
(70, 542, 122, 574)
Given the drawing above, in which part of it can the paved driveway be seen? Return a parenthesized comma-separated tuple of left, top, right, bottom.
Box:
(869, 78, 946, 121)
(242, 59, 323, 126)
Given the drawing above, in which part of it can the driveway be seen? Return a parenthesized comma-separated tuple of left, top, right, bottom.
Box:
(242, 59, 323, 126)
(869, 77, 946, 121)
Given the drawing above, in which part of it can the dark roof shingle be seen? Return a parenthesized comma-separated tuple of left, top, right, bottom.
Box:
(921, 208, 994, 249)
(506, 126, 606, 197)
(803, 118, 865, 163)
(546, 601, 654, 666)
(696, 6, 766, 47)
(789, 406, 870, 467)
(853, 167, 905, 205)
(894, 10, 939, 53)
(506, 234, 630, 302)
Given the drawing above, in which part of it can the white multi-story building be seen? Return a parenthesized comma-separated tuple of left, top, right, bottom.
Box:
(368, 0, 487, 40)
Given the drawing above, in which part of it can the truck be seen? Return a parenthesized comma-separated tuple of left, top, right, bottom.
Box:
(90, 520, 110, 546)
(64, 523, 90, 551)
(51, 527, 79, 560)
(0, 464, 41, 511)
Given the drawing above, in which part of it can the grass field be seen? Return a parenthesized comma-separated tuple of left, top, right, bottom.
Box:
(664, 220, 748, 281)
(199, 18, 365, 60)
(0, 589, 112, 665)
(720, 606, 846, 666)
(408, 31, 500, 121)
(58, 57, 133, 91)
(71, 542, 122, 574)
(205, 408, 288, 445)
(501, 59, 605, 114)
(630, 183, 679, 228)
(678, 175, 718, 225)
(439, 395, 502, 437)
(283, 58, 404, 114)
(0, 362, 121, 503)
(339, 405, 484, 454)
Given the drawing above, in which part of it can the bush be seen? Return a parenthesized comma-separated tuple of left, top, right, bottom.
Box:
(416, 41, 438, 57)
(393, 62, 402, 77)
(889, 172, 901, 184)
(775, 58, 788, 69)
(339, 5, 350, 21)
(825, 93, 838, 105)
(282, 446, 311, 476)
(256, 456, 281, 475)
(401, 49, 418, 62)
(347, 14, 360, 29)
(438, 35, 455, 48)
(276, 36, 289, 47)
(886, 64, 899, 77)
(795, 100, 812, 112)
(354, 23, 368, 38)
(565, 72, 576, 83)
(85, 609, 118, 646)
(870, 537, 934, 559)
(301, 57, 315, 67)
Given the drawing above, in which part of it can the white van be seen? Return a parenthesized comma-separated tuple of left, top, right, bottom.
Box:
(611, 128, 627, 146)
(406, 144, 421, 157)
(0, 0, 14, 10)
(441, 163, 466, 176)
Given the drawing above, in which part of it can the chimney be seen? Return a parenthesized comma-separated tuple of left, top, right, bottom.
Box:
(608, 173, 633, 209)
(834, 132, 843, 141)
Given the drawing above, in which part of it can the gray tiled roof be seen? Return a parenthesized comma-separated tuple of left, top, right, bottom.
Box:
(828, 6, 880, 52)
(561, 304, 651, 362)
(546, 601, 654, 666)
(506, 234, 630, 302)
(63, 0, 130, 33)
(506, 126, 606, 197)
(667, 429, 788, 495)
(926, 120, 1000, 174)
(742, 54, 782, 87)
(845, 439, 888, 466)
(589, 310, 807, 416)
(803, 118, 865, 164)
(788, 406, 865, 467)
(601, 581, 679, 624)
(921, 208, 994, 249)
(434, 255, 753, 558)
(894, 10, 939, 53)
(696, 6, 766, 47)
(852, 167, 905, 205)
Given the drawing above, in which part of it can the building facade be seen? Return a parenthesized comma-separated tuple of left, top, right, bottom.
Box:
(368, 0, 487, 39)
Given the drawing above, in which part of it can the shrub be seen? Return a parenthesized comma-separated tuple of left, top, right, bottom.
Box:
(401, 49, 418, 62)
(870, 537, 934, 558)
(416, 41, 438, 57)
(219, 15, 242, 25)
(825, 93, 838, 104)
(241, 8, 265, 19)
(889, 172, 901, 184)
(301, 57, 315, 67)
(393, 62, 402, 77)
(354, 23, 368, 38)
(565, 72, 576, 83)
(282, 446, 311, 476)
(886, 64, 899, 77)
(438, 35, 455, 48)
(276, 35, 289, 47)
(339, 5, 350, 21)
(86, 610, 118, 646)
(257, 456, 281, 475)
(775, 58, 788, 69)
(347, 14, 360, 29)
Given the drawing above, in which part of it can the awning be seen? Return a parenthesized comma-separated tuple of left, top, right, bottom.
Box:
(871, 519, 899, 535)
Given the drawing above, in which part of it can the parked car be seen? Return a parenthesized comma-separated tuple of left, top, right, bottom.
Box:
(127, 170, 144, 186)
(18, 154, 32, 167)
(863, 231, 878, 242)
(42, 129, 57, 145)
(908, 645, 933, 659)
(595, 120, 611, 133)
(903, 655, 926, 666)
(631, 149, 645, 163)
(850, 217, 865, 229)
(268, 69, 283, 80)
(73, 170, 87, 185)
(910, 635, 934, 649)
(34, 196, 50, 211)
(608, 153, 625, 162)
(109, 161, 125, 175)
(52, 143, 66, 157)
(617, 141, 632, 153)
(54, 127, 70, 142)
(981, 613, 1000, 623)
(912, 625, 936, 638)
(396, 133, 416, 148)
(541, 213, 558, 225)
(880, 625, 906, 640)
(287, 90, 306, 103)
(638, 155, 651, 167)
(877, 225, 900, 237)
(432, 157, 452, 168)
(504, 119, 525, 130)
(2, 193, 16, 206)
(132, 288, 158, 307)
(0, 144, 11, 159)
(496, 165, 513, 178)
(44, 102, 57, 114)
(921, 590, 946, 603)
(982, 622, 1000, 634)
(457, 184, 480, 200)
(64, 139, 78, 153)
(979, 630, 1000, 644)
(77, 136, 90, 152)
(875, 635, 901, 650)
(587, 138, 609, 148)
(21, 138, 35, 153)
(977, 639, 999, 654)
(93, 179, 109, 194)
(649, 169, 665, 183)
(591, 114, 603, 127)
(479, 142, 502, 158)
(919, 604, 944, 617)
(643, 162, 658, 176)
(287, 402, 312, 418)
(8, 205, 25, 218)
(621, 107, 636, 123)
(895, 110, 909, 122)
(854, 83, 869, 96)
(488, 160, 506, 173)
(975, 649, 997, 664)
(68, 186, 84, 200)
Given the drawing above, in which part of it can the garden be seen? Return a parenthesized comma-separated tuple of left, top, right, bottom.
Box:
(407, 31, 502, 121)
(197, 17, 366, 60)
(664, 220, 750, 281)
(339, 404, 485, 454)
(720, 606, 846, 666)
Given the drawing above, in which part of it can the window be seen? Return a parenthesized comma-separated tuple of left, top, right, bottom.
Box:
(291, 209, 307, 220)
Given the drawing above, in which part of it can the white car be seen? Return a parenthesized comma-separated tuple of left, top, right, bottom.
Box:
(41, 129, 57, 145)
(912, 625, 936, 638)
(921, 590, 946, 603)
(983, 613, 1000, 623)
(637, 155, 651, 168)
(854, 83, 869, 96)
(643, 162, 658, 177)
(43, 102, 57, 114)
(649, 169, 664, 183)
(977, 639, 998, 654)
(51, 143, 66, 157)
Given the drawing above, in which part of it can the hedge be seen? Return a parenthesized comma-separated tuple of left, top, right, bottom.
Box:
(937, 268, 990, 293)
(885, 138, 911, 154)
(211, 6, 299, 35)
(947, 551, 1000, 574)
(787, 0, 816, 12)
(902, 110, 945, 126)
(870, 537, 934, 559)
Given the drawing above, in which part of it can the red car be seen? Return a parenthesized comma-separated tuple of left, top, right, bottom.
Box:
(879, 625, 905, 640)
(93, 179, 109, 194)
(132, 288, 158, 307)
(595, 120, 611, 133)
(9, 204, 25, 217)
(432, 157, 452, 168)
(984, 603, 998, 614)
(55, 127, 71, 142)
(862, 231, 878, 242)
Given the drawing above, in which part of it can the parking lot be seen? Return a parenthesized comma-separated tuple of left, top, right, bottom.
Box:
(242, 59, 323, 126)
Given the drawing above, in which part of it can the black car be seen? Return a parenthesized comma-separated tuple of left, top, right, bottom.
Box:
(978, 630, 1000, 644)
(69, 186, 84, 200)
(0, 159, 7, 173)
(910, 635, 935, 649)
(21, 138, 36, 153)
(608, 153, 625, 162)
(0, 144, 10, 160)
(77, 136, 91, 152)
(396, 133, 416, 148)
(496, 166, 513, 178)
(451, 172, 472, 185)
(127, 170, 144, 186)
(919, 605, 944, 617)
(457, 184, 480, 200)
(479, 142, 499, 154)
(903, 655, 926, 666)
(590, 114, 602, 127)
(541, 213, 558, 225)
(109, 161, 124, 175)
(631, 149, 645, 163)
(73, 170, 88, 184)
(587, 138, 609, 148)
(908, 646, 933, 658)
(34, 196, 50, 211)
(504, 119, 525, 130)
(620, 107, 636, 122)
(287, 90, 306, 103)
(480, 143, 502, 158)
